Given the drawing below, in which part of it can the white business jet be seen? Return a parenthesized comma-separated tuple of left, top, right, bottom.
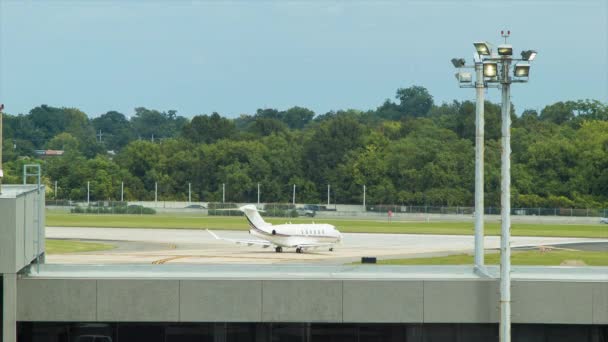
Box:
(207, 205, 342, 253)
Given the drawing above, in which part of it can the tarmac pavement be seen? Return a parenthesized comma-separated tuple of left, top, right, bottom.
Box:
(45, 227, 608, 265)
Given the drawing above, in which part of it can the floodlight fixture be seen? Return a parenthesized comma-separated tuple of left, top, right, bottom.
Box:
(455, 71, 472, 83)
(521, 50, 537, 61)
(473, 41, 492, 55)
(497, 44, 513, 56)
(483, 62, 498, 78)
(514, 63, 530, 77)
(451, 58, 466, 68)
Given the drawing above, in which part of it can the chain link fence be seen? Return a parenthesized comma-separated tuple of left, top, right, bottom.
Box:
(366, 205, 608, 217)
(46, 200, 608, 219)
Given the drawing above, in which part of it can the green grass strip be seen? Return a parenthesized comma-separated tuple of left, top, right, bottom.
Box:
(373, 250, 608, 266)
(46, 239, 115, 254)
(46, 211, 608, 238)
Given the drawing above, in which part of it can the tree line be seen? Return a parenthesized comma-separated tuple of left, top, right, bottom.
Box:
(2, 86, 607, 208)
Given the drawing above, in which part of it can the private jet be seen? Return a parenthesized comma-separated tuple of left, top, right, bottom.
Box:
(207, 205, 342, 253)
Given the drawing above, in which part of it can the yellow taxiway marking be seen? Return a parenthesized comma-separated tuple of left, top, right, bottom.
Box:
(152, 256, 189, 264)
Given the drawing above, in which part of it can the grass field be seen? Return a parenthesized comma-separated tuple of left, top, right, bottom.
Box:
(371, 250, 608, 266)
(46, 211, 608, 238)
(46, 239, 115, 254)
(44, 234, 607, 265)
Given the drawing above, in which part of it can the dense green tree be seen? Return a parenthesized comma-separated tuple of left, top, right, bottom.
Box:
(249, 118, 288, 136)
(47, 133, 80, 153)
(303, 114, 365, 185)
(540, 101, 575, 124)
(91, 111, 134, 151)
(131, 107, 187, 140)
(182, 113, 236, 143)
(395, 86, 434, 117)
(283, 107, 315, 129)
(1, 88, 606, 208)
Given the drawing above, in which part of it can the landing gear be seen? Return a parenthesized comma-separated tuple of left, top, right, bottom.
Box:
(296, 247, 303, 254)
(275, 246, 283, 253)
(329, 248, 334, 252)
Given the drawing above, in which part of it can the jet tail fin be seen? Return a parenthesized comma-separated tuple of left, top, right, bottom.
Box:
(239, 205, 271, 231)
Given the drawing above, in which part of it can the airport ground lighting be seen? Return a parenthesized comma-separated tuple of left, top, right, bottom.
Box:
(453, 31, 536, 342)
(521, 49, 537, 61)
(452, 55, 489, 269)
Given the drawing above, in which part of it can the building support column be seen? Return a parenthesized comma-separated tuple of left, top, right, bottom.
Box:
(2, 273, 17, 342)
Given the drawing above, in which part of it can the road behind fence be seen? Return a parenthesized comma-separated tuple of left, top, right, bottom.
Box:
(46, 200, 608, 223)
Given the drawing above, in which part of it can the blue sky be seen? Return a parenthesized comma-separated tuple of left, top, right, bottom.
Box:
(1, 1, 606, 118)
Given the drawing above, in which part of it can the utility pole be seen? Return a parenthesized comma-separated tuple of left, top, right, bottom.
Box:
(363, 185, 366, 208)
(87, 181, 90, 205)
(97, 129, 103, 143)
(257, 183, 260, 205)
(188, 182, 192, 203)
(155, 182, 158, 203)
(222, 183, 225, 203)
(327, 184, 330, 206)
(54, 181, 58, 200)
(292, 184, 296, 205)
(121, 181, 124, 202)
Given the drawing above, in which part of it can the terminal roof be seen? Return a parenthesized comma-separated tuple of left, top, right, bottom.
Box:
(23, 264, 608, 282)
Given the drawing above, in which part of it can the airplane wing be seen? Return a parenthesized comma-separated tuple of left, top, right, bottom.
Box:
(206, 229, 272, 247)
(295, 242, 336, 250)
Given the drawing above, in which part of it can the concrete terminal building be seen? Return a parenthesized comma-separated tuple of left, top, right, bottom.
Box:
(2, 185, 608, 341)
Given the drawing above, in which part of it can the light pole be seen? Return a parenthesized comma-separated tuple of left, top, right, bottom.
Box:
(363, 184, 366, 208)
(454, 31, 536, 342)
(452, 55, 485, 267)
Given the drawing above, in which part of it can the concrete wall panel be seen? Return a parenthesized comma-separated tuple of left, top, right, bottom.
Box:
(0, 200, 16, 273)
(11, 275, 607, 325)
(592, 282, 608, 324)
(343, 281, 423, 322)
(97, 280, 179, 322)
(180, 280, 262, 322)
(512, 281, 593, 324)
(424, 280, 499, 323)
(23, 195, 35, 264)
(3, 274, 17, 342)
(17, 279, 96, 321)
(262, 280, 342, 322)
(14, 197, 25, 270)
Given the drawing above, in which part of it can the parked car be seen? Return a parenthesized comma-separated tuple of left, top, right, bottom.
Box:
(185, 204, 206, 209)
(303, 204, 321, 212)
(297, 205, 317, 217)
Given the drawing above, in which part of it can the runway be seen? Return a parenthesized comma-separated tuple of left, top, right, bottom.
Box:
(45, 227, 608, 265)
